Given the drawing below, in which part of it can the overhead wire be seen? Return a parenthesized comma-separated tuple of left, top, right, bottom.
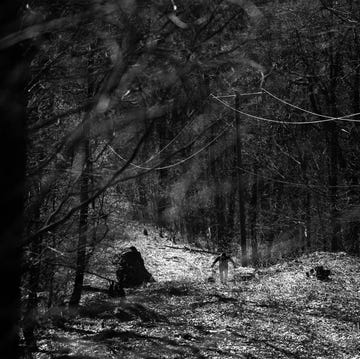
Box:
(211, 93, 360, 125)
(211, 94, 335, 124)
(211, 86, 360, 191)
(210, 87, 360, 125)
(261, 87, 360, 122)
(108, 119, 233, 171)
(239, 166, 360, 190)
(140, 111, 196, 164)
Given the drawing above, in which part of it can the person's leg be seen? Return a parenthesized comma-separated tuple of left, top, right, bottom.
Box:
(224, 267, 228, 283)
(219, 267, 224, 283)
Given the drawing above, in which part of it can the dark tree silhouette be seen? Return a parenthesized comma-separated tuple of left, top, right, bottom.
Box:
(0, 1, 28, 357)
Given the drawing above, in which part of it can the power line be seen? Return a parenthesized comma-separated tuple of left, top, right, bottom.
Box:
(108, 121, 232, 171)
(108, 145, 146, 169)
(211, 93, 360, 125)
(262, 88, 360, 122)
(240, 166, 360, 190)
(141, 111, 196, 165)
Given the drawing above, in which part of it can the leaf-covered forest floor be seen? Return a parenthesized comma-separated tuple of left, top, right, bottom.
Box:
(34, 226, 360, 359)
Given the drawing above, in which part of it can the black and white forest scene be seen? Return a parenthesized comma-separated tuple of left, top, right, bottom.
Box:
(1, 1, 360, 358)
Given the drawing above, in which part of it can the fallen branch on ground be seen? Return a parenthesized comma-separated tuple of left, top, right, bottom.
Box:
(164, 244, 216, 255)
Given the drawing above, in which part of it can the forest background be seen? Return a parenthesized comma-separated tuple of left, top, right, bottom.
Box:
(1, 0, 360, 357)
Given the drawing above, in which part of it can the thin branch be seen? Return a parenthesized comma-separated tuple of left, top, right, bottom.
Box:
(44, 195, 71, 227)
(25, 114, 159, 245)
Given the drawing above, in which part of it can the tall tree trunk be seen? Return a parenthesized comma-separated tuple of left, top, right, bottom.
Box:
(69, 137, 90, 308)
(137, 177, 147, 220)
(156, 117, 169, 228)
(328, 119, 340, 252)
(69, 46, 95, 307)
(23, 200, 42, 353)
(235, 93, 247, 265)
(327, 1, 341, 252)
(352, 31, 360, 118)
(300, 153, 311, 250)
(47, 235, 57, 308)
(215, 174, 226, 251)
(226, 184, 236, 240)
(226, 135, 237, 239)
(346, 36, 360, 254)
(0, 2, 28, 357)
(328, 69, 340, 251)
(208, 127, 226, 251)
(249, 167, 259, 265)
(304, 191, 311, 250)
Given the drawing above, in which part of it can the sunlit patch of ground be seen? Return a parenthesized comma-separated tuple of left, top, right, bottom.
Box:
(36, 227, 360, 359)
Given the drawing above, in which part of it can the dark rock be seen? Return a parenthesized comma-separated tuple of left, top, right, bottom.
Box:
(306, 265, 332, 281)
(115, 246, 155, 288)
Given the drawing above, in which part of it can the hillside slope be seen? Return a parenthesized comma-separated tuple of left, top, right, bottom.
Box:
(36, 227, 360, 359)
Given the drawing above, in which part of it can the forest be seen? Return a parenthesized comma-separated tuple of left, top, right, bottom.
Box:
(1, 0, 360, 358)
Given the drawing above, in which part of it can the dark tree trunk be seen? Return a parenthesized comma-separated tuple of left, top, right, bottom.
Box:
(208, 125, 227, 251)
(69, 138, 90, 308)
(23, 203, 42, 353)
(226, 137, 237, 238)
(156, 117, 169, 227)
(69, 48, 95, 307)
(249, 167, 259, 265)
(328, 62, 340, 252)
(325, 9, 342, 252)
(347, 37, 360, 254)
(352, 36, 360, 120)
(47, 236, 56, 308)
(215, 179, 226, 250)
(327, 120, 340, 252)
(300, 153, 311, 250)
(0, 2, 28, 357)
(137, 177, 148, 220)
(304, 191, 311, 250)
(235, 93, 247, 265)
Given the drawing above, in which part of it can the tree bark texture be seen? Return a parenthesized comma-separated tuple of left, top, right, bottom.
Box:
(249, 168, 259, 265)
(235, 93, 247, 265)
(69, 138, 90, 307)
(69, 47, 95, 307)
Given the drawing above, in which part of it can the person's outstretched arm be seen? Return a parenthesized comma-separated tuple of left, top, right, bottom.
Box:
(229, 257, 236, 267)
(211, 256, 220, 268)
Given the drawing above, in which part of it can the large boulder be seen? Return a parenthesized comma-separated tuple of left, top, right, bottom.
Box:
(115, 246, 155, 288)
